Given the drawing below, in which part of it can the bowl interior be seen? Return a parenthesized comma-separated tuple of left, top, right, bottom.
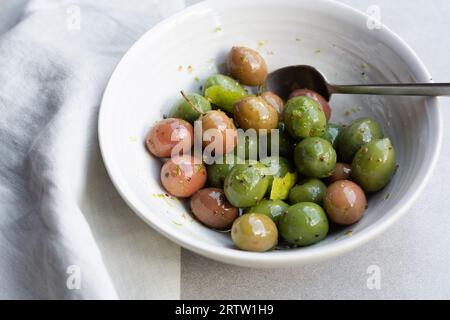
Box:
(99, 0, 440, 267)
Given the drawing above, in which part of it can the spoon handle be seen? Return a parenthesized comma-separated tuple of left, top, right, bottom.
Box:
(329, 83, 450, 96)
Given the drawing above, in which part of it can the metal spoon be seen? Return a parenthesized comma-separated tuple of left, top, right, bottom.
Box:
(264, 65, 450, 101)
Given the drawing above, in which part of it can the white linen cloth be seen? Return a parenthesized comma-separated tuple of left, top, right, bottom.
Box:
(0, 0, 185, 299)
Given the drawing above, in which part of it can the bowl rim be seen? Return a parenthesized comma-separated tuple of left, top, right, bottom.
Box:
(98, 0, 443, 268)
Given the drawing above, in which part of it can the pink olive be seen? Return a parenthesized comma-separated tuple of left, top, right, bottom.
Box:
(324, 180, 367, 225)
(327, 163, 352, 184)
(190, 188, 239, 230)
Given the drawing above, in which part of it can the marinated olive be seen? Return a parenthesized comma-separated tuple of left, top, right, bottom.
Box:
(245, 199, 289, 224)
(160, 156, 207, 198)
(190, 188, 239, 230)
(351, 138, 396, 192)
(234, 96, 279, 133)
(234, 134, 259, 160)
(284, 96, 327, 140)
(338, 117, 383, 163)
(167, 92, 211, 123)
(261, 156, 295, 177)
(294, 137, 337, 178)
(231, 213, 278, 252)
(260, 156, 296, 194)
(200, 110, 237, 156)
(279, 203, 329, 246)
(267, 122, 296, 159)
(206, 154, 240, 188)
(148, 45, 403, 254)
(227, 46, 268, 86)
(289, 89, 331, 121)
(288, 179, 327, 205)
(261, 91, 284, 119)
(322, 123, 343, 149)
(324, 180, 367, 225)
(224, 163, 270, 208)
(204, 74, 248, 114)
(327, 163, 352, 184)
(146, 118, 194, 158)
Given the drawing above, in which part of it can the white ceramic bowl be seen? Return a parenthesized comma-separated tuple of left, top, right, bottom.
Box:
(99, 0, 442, 267)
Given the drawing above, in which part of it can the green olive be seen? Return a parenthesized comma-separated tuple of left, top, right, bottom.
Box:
(294, 137, 337, 178)
(167, 92, 211, 123)
(289, 89, 331, 121)
(279, 203, 329, 246)
(234, 96, 279, 133)
(231, 213, 278, 252)
(288, 179, 327, 205)
(284, 96, 327, 140)
(338, 117, 383, 163)
(203, 74, 248, 114)
(267, 122, 296, 159)
(206, 154, 240, 188)
(224, 162, 270, 207)
(322, 123, 343, 149)
(245, 199, 289, 224)
(351, 138, 396, 192)
(261, 156, 295, 177)
(234, 134, 260, 160)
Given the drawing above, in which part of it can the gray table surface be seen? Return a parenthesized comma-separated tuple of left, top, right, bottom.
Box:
(180, 0, 450, 300)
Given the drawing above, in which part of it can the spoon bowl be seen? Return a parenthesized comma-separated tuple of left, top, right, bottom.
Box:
(265, 65, 331, 100)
